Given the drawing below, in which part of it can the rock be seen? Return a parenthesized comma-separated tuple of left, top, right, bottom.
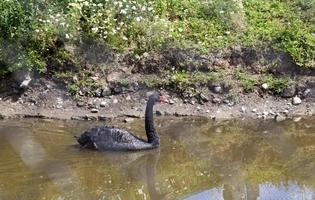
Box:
(156, 110, 163, 116)
(169, 99, 175, 104)
(77, 101, 85, 107)
(199, 93, 209, 102)
(302, 89, 311, 98)
(214, 86, 223, 94)
(212, 97, 221, 104)
(275, 114, 286, 122)
(281, 85, 296, 98)
(113, 99, 118, 104)
(292, 96, 302, 105)
(196, 106, 201, 111)
(262, 111, 269, 116)
(100, 101, 107, 107)
(91, 108, 99, 113)
(293, 116, 302, 122)
(282, 109, 289, 114)
(190, 100, 196, 105)
(94, 88, 103, 97)
(98, 115, 109, 121)
(126, 95, 131, 101)
(252, 108, 257, 113)
(73, 75, 78, 82)
(206, 110, 210, 113)
(124, 118, 134, 123)
(261, 83, 269, 90)
(240, 106, 246, 113)
(20, 72, 32, 89)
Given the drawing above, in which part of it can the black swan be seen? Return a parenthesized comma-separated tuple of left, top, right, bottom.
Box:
(76, 93, 167, 151)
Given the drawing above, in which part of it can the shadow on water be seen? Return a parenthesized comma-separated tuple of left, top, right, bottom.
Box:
(0, 117, 315, 199)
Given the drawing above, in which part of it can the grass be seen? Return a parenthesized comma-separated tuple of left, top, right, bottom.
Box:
(264, 75, 293, 94)
(235, 70, 256, 92)
(0, 0, 313, 96)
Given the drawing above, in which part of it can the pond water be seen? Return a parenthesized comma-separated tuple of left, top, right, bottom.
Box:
(0, 117, 315, 200)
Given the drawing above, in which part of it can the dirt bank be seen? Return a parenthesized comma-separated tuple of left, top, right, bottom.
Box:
(0, 48, 314, 122)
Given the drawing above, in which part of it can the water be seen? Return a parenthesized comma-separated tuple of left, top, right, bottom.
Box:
(0, 117, 315, 200)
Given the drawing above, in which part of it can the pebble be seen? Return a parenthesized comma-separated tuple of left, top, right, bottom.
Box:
(275, 114, 286, 122)
(196, 106, 201, 111)
(169, 99, 175, 104)
(124, 118, 134, 123)
(212, 97, 221, 104)
(200, 93, 209, 102)
(206, 110, 210, 113)
(261, 83, 269, 90)
(113, 99, 118, 104)
(303, 89, 311, 98)
(156, 110, 163, 116)
(214, 86, 223, 94)
(100, 101, 107, 107)
(262, 111, 269, 116)
(91, 108, 99, 113)
(77, 101, 85, 107)
(292, 96, 302, 105)
(252, 108, 257, 113)
(293, 116, 302, 122)
(240, 106, 246, 113)
(283, 109, 289, 114)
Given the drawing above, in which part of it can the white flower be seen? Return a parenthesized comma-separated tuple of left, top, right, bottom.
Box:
(135, 16, 142, 22)
(91, 27, 99, 33)
(65, 34, 70, 39)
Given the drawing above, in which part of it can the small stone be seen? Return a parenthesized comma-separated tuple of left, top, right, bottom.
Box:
(293, 116, 302, 122)
(73, 75, 78, 82)
(252, 108, 257, 113)
(292, 96, 302, 105)
(190, 100, 195, 105)
(98, 115, 109, 121)
(91, 108, 99, 113)
(94, 88, 103, 97)
(169, 99, 175, 104)
(212, 97, 221, 104)
(281, 85, 296, 98)
(303, 89, 311, 98)
(206, 110, 210, 113)
(124, 118, 134, 123)
(275, 114, 286, 122)
(261, 83, 269, 90)
(156, 110, 163, 116)
(240, 106, 246, 113)
(100, 101, 107, 107)
(200, 93, 209, 102)
(196, 106, 201, 111)
(126, 95, 131, 101)
(283, 109, 289, 114)
(262, 111, 269, 116)
(214, 86, 223, 94)
(113, 99, 118, 104)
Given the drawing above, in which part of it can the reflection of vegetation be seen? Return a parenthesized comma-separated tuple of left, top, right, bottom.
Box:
(1, 118, 315, 199)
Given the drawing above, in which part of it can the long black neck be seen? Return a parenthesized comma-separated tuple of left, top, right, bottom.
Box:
(145, 98, 159, 145)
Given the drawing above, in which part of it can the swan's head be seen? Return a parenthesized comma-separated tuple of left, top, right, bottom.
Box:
(149, 92, 167, 104)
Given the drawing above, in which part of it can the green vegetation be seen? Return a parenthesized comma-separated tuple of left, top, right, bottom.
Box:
(264, 75, 293, 94)
(235, 70, 256, 92)
(0, 0, 314, 95)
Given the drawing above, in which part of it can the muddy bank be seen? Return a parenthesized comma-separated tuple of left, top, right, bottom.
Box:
(0, 47, 314, 122)
(0, 78, 314, 122)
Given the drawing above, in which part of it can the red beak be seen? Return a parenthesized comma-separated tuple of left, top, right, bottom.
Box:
(159, 96, 167, 103)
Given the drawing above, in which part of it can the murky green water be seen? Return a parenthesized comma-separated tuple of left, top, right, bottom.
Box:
(0, 117, 315, 200)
